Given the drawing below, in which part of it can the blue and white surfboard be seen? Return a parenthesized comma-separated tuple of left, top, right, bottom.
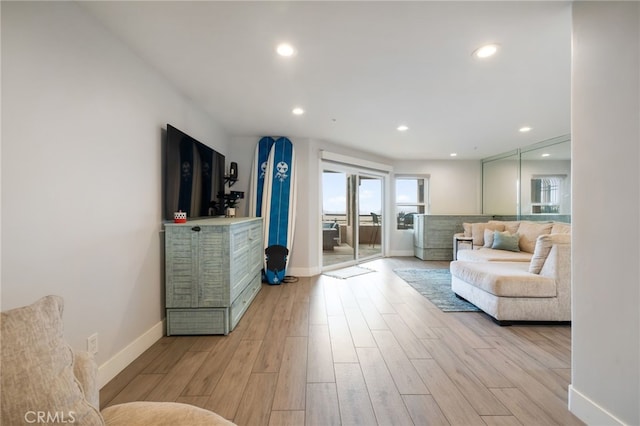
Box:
(261, 137, 296, 285)
(249, 137, 276, 218)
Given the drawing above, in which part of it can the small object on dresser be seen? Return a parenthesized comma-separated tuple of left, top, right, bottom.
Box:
(173, 210, 187, 223)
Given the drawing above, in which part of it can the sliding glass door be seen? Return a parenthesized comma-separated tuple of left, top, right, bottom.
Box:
(321, 165, 384, 270)
(358, 174, 383, 260)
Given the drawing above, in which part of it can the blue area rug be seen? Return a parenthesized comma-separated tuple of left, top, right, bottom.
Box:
(393, 268, 481, 312)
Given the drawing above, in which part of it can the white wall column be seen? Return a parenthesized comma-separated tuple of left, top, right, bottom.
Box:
(570, 2, 640, 425)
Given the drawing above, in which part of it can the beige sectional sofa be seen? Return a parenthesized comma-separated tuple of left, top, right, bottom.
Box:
(450, 220, 571, 324)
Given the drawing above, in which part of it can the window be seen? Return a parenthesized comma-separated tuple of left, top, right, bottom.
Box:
(395, 176, 428, 229)
(531, 176, 563, 214)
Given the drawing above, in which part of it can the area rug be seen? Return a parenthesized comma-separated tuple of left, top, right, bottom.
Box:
(323, 266, 375, 279)
(393, 268, 481, 312)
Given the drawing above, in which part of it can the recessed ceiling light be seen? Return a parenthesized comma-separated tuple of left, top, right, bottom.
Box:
(397, 125, 409, 132)
(276, 43, 296, 57)
(292, 107, 304, 115)
(473, 43, 499, 59)
(519, 126, 532, 133)
(450, 153, 458, 157)
(541, 153, 550, 157)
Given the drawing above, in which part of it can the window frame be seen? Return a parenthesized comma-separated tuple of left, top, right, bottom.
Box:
(394, 175, 430, 230)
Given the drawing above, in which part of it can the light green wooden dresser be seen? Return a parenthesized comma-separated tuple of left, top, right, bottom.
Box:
(164, 217, 263, 335)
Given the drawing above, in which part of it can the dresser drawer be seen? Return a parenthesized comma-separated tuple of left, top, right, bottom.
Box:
(229, 273, 262, 331)
(166, 308, 228, 335)
(229, 221, 263, 301)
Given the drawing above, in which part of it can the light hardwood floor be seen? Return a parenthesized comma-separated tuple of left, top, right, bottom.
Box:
(100, 257, 584, 426)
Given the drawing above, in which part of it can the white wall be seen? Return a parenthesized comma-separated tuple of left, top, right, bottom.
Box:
(226, 136, 257, 219)
(0, 1, 3, 310)
(1, 2, 230, 385)
(393, 159, 482, 215)
(570, 2, 640, 425)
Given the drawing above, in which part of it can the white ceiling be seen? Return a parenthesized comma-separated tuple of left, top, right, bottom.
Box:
(80, 1, 572, 160)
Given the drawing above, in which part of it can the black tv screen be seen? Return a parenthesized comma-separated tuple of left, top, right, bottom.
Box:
(164, 124, 225, 220)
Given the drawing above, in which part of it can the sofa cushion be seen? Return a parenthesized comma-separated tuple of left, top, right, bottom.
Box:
(470, 222, 505, 247)
(489, 220, 521, 234)
(450, 261, 556, 298)
(551, 222, 571, 234)
(528, 234, 554, 274)
(1, 296, 104, 426)
(463, 222, 472, 237)
(518, 221, 553, 253)
(492, 231, 521, 252)
(456, 248, 532, 262)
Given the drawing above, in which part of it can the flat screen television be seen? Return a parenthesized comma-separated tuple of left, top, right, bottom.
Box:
(164, 124, 225, 220)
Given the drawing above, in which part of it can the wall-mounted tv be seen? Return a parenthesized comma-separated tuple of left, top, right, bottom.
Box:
(164, 124, 225, 220)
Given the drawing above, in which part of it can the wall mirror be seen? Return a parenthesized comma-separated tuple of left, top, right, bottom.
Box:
(482, 135, 571, 220)
(482, 150, 519, 215)
(520, 136, 571, 217)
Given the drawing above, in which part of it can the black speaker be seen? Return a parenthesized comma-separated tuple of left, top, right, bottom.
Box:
(229, 162, 238, 180)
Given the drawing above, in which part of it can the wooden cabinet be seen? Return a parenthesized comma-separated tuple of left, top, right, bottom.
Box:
(164, 217, 262, 335)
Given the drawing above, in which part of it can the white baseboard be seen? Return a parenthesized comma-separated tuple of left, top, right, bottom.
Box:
(97, 320, 164, 388)
(287, 266, 321, 277)
(568, 384, 625, 425)
(388, 250, 415, 257)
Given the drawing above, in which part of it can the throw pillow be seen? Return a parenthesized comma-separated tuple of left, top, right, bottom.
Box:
(1, 296, 104, 426)
(483, 228, 495, 248)
(529, 234, 553, 274)
(463, 222, 472, 237)
(492, 231, 521, 252)
(471, 222, 505, 247)
(518, 221, 553, 253)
